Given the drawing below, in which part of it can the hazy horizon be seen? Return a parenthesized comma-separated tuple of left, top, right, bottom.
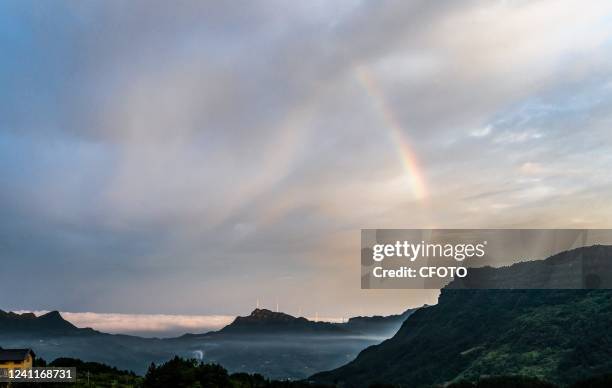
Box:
(2, 0, 612, 327)
(14, 306, 411, 338)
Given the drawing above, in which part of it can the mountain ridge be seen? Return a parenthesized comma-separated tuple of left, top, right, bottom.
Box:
(218, 308, 346, 334)
(0, 309, 93, 336)
(180, 307, 418, 337)
(311, 245, 612, 386)
(448, 244, 612, 289)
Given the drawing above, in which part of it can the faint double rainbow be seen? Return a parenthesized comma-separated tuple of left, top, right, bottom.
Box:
(354, 66, 428, 201)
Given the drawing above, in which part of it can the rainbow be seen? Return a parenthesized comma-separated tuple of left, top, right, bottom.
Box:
(355, 66, 428, 201)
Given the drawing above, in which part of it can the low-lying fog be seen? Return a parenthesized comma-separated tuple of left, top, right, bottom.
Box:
(0, 331, 396, 379)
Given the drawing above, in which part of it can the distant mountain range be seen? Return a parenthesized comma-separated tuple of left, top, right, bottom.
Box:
(216, 308, 348, 334)
(0, 310, 96, 336)
(0, 305, 416, 379)
(311, 245, 612, 387)
(196, 307, 416, 336)
(337, 308, 418, 336)
(0, 306, 416, 339)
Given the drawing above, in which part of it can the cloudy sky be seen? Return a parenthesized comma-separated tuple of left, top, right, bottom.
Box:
(2, 0, 612, 334)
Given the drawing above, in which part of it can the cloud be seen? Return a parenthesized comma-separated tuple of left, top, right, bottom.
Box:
(1, 0, 612, 318)
(492, 130, 544, 144)
(16, 310, 345, 337)
(17, 311, 234, 338)
(469, 125, 492, 138)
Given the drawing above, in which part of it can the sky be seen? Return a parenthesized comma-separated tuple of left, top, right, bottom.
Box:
(2, 0, 612, 334)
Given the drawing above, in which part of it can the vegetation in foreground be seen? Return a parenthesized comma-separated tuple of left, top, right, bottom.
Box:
(2, 356, 612, 388)
(0, 357, 141, 388)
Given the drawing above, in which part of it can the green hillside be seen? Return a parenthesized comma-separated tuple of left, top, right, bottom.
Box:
(311, 289, 612, 387)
